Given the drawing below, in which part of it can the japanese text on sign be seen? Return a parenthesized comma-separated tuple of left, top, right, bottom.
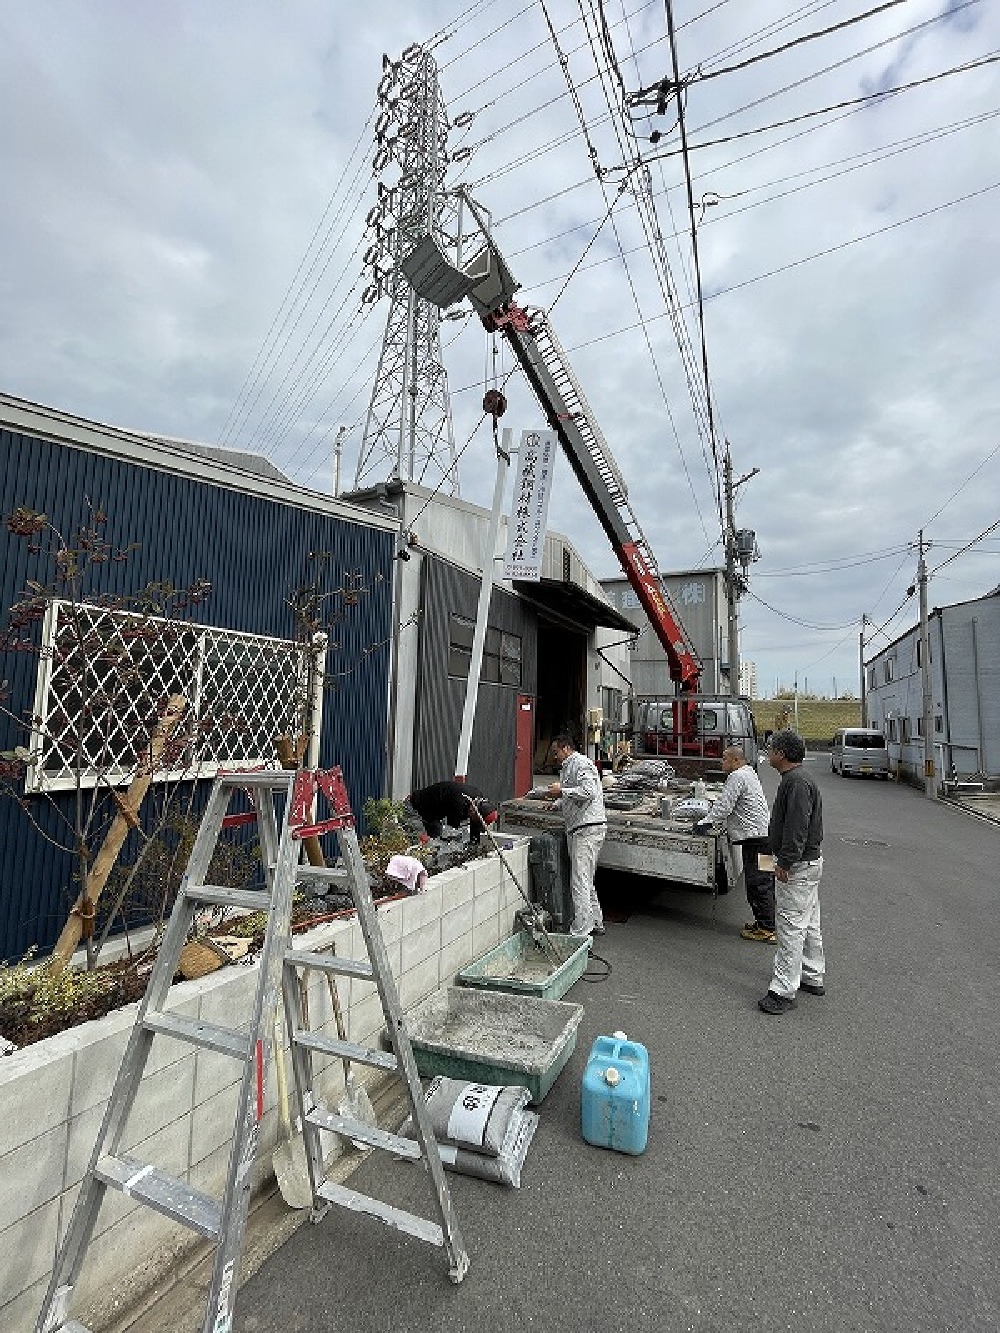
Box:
(502, 429, 557, 581)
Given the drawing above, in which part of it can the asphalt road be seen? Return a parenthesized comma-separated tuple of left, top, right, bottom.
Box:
(234, 758, 999, 1333)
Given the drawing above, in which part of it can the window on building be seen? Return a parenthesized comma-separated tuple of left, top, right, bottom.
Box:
(935, 715, 943, 733)
(448, 615, 522, 688)
(887, 718, 898, 742)
(901, 717, 911, 742)
(868, 666, 876, 690)
(916, 716, 923, 737)
(28, 599, 310, 793)
(884, 659, 894, 684)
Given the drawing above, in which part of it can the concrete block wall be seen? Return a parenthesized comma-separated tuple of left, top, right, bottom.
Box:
(0, 839, 527, 1332)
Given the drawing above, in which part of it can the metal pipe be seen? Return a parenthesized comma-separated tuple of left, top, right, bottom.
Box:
(454, 429, 511, 779)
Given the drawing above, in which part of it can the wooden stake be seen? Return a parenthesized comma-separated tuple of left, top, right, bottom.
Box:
(48, 694, 188, 974)
(275, 734, 326, 868)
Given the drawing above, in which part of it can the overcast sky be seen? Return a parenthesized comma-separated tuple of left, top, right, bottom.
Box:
(1, 1, 998, 698)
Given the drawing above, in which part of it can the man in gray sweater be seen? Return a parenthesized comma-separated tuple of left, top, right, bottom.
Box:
(759, 729, 826, 1014)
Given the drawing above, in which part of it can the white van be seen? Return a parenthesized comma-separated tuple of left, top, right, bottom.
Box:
(831, 727, 890, 779)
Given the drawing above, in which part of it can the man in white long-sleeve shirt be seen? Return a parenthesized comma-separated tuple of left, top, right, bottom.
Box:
(699, 745, 775, 942)
(547, 734, 606, 937)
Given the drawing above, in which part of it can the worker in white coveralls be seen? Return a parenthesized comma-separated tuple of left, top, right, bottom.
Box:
(547, 733, 607, 937)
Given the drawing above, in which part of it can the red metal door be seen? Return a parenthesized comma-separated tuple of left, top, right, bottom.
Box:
(515, 695, 535, 796)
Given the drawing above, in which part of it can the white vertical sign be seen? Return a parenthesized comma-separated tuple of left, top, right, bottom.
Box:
(502, 429, 557, 581)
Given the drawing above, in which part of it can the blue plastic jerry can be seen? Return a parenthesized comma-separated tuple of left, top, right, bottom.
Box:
(581, 1031, 650, 1155)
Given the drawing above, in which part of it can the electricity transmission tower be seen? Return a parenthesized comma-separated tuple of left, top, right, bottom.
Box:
(353, 44, 461, 495)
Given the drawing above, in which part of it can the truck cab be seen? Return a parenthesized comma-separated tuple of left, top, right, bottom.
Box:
(633, 695, 759, 776)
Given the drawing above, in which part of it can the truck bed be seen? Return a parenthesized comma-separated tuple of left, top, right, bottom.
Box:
(500, 795, 740, 892)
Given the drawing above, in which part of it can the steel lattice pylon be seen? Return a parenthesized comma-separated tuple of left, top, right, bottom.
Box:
(354, 46, 460, 495)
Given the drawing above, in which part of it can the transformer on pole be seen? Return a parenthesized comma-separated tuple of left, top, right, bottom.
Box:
(353, 45, 461, 495)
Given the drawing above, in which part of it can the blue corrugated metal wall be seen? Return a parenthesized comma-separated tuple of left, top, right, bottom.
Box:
(413, 554, 537, 800)
(0, 426, 394, 961)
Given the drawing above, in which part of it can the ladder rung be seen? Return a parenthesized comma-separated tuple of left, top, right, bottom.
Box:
(95, 1155, 222, 1240)
(143, 1010, 251, 1060)
(305, 1106, 421, 1158)
(186, 885, 271, 911)
(296, 865, 350, 886)
(293, 1029, 398, 1072)
(315, 1180, 444, 1247)
(217, 771, 293, 789)
(285, 950, 373, 980)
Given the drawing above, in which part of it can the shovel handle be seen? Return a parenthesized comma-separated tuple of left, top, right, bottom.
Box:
(272, 1011, 294, 1140)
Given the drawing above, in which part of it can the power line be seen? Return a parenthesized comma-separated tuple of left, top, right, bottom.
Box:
(695, 0, 915, 83)
(755, 546, 911, 576)
(744, 588, 860, 631)
(929, 517, 1000, 577)
(924, 441, 1000, 528)
(646, 50, 1000, 161)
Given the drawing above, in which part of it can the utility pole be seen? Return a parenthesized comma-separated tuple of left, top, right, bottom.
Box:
(722, 443, 760, 698)
(917, 530, 935, 799)
(859, 612, 870, 724)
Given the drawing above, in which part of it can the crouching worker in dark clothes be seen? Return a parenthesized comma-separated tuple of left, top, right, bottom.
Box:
(406, 780, 498, 845)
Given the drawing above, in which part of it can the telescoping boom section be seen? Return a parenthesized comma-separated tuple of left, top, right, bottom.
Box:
(401, 198, 702, 693)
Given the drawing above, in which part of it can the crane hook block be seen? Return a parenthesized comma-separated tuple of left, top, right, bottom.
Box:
(483, 389, 507, 418)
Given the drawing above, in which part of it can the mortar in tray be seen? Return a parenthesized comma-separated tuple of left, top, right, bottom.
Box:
(457, 929, 591, 1002)
(400, 986, 584, 1104)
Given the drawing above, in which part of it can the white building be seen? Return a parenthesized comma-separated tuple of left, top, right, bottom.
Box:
(738, 659, 758, 699)
(864, 587, 1000, 784)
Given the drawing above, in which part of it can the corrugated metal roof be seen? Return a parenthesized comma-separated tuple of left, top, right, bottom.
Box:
(0, 392, 398, 534)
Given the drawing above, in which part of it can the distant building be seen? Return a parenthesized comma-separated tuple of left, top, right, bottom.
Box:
(739, 659, 757, 699)
(600, 567, 729, 696)
(864, 587, 1000, 784)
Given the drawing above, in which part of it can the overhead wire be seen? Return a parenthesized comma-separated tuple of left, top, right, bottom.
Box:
(218, 110, 377, 451)
(928, 517, 1000, 578)
(923, 440, 1000, 529)
(662, 0, 724, 524)
(695, 0, 913, 83)
(569, 0, 719, 538)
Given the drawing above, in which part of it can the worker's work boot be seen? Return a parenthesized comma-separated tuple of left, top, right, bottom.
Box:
(740, 924, 776, 943)
(758, 990, 797, 1014)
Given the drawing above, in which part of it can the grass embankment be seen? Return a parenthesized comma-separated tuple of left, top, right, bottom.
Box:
(751, 698, 862, 746)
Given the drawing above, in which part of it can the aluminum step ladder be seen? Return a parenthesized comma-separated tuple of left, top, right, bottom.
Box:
(279, 767, 468, 1284)
(35, 768, 467, 1333)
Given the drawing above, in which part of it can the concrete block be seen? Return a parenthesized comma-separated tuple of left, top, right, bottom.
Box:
(64, 1101, 107, 1191)
(0, 1272, 49, 1333)
(66, 1017, 132, 1117)
(472, 914, 502, 957)
(400, 919, 441, 976)
(398, 954, 441, 1011)
(402, 882, 444, 930)
(120, 1055, 196, 1155)
(195, 966, 259, 1025)
(441, 898, 474, 948)
(373, 898, 405, 943)
(347, 991, 386, 1049)
(0, 1043, 73, 1159)
(439, 931, 475, 986)
(0, 1196, 60, 1305)
(435, 866, 475, 908)
(75, 1199, 186, 1315)
(472, 884, 502, 927)
(0, 1121, 68, 1231)
(188, 1136, 237, 1194)
(192, 1043, 242, 1108)
(191, 1079, 241, 1164)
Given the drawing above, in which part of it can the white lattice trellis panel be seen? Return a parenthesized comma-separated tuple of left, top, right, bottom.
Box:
(27, 601, 313, 792)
